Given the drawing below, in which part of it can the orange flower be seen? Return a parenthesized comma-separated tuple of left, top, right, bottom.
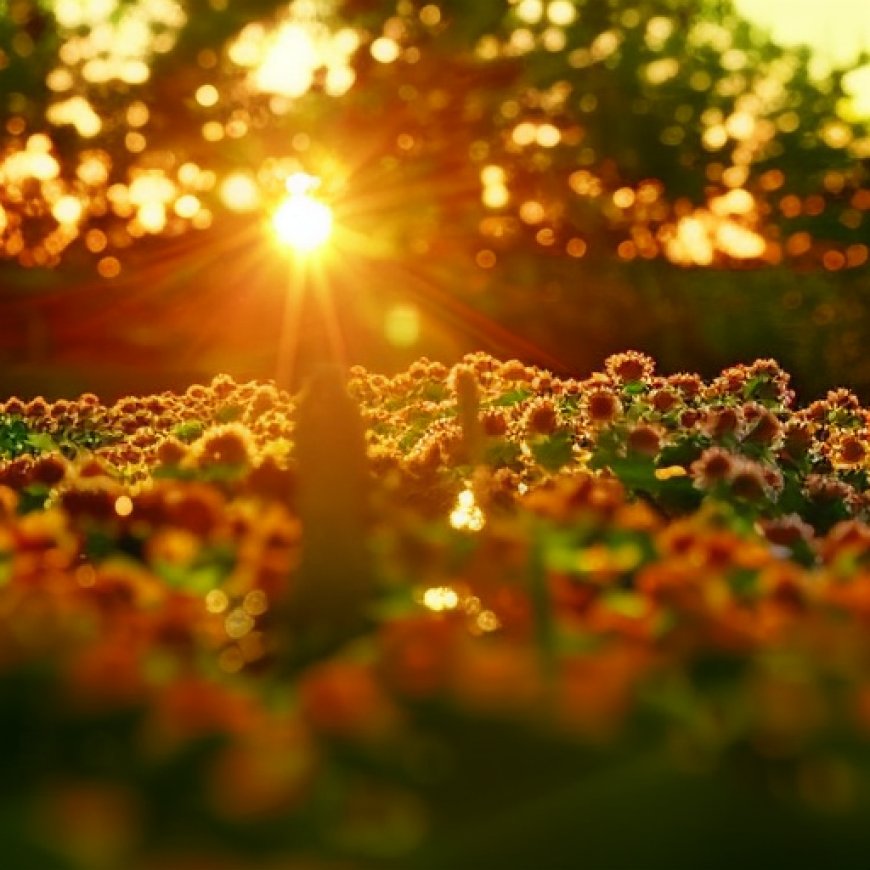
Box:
(379, 615, 461, 698)
(299, 660, 401, 741)
(209, 719, 317, 819)
(604, 350, 655, 383)
(583, 388, 622, 424)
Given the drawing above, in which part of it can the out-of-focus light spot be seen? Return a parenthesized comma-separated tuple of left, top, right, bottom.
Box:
(177, 163, 201, 186)
(226, 116, 248, 138)
(536, 123, 561, 147)
(46, 68, 74, 92)
(516, 0, 544, 25)
(780, 194, 802, 218)
(420, 4, 441, 27)
(125, 132, 146, 153)
(77, 153, 110, 186)
(120, 60, 150, 84)
(481, 164, 505, 186)
(137, 201, 167, 233)
(129, 172, 176, 207)
(668, 215, 714, 266)
(512, 121, 537, 146)
(450, 485, 485, 532)
(476, 249, 497, 268)
(617, 240, 637, 259)
(205, 588, 229, 614)
(75, 564, 97, 587)
(591, 30, 619, 61)
(519, 200, 545, 224)
(202, 121, 224, 142)
(271, 172, 333, 253)
(722, 165, 749, 188)
(547, 0, 577, 26)
(509, 26, 536, 54)
(476, 609, 500, 632)
(482, 184, 510, 209)
(126, 101, 149, 127)
(195, 84, 219, 107)
(820, 120, 853, 148)
(6, 141, 60, 182)
(114, 495, 133, 517)
(786, 231, 812, 256)
(218, 646, 245, 673)
(54, 0, 117, 29)
(847, 244, 869, 267)
(85, 229, 108, 252)
(243, 589, 269, 616)
(716, 221, 766, 259)
(422, 586, 460, 612)
(541, 27, 567, 52)
(51, 195, 83, 225)
(613, 187, 636, 209)
(569, 169, 602, 196)
(219, 172, 261, 212)
(325, 65, 356, 95)
(192, 208, 213, 230)
(725, 111, 755, 140)
(97, 255, 121, 278)
(710, 188, 755, 216)
(721, 48, 747, 71)
(385, 303, 420, 347)
(566, 237, 587, 257)
(46, 94, 102, 137)
(371, 36, 400, 63)
(174, 194, 200, 219)
(646, 16, 674, 50)
(230, 13, 359, 98)
(476, 35, 500, 59)
(823, 249, 847, 270)
(646, 57, 679, 84)
(225, 607, 254, 639)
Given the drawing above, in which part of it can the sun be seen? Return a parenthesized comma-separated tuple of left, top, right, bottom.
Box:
(271, 172, 334, 254)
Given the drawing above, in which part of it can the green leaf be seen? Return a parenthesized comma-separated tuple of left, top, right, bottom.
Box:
(489, 389, 531, 407)
(657, 435, 709, 468)
(622, 381, 647, 397)
(215, 404, 243, 423)
(172, 420, 205, 443)
(17, 485, 51, 514)
(483, 438, 523, 469)
(155, 562, 224, 594)
(26, 432, 57, 454)
(0, 417, 32, 458)
(530, 429, 574, 472)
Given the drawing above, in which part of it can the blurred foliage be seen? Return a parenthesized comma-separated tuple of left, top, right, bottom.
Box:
(0, 0, 869, 395)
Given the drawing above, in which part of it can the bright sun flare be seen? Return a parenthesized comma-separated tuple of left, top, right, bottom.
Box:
(271, 173, 334, 253)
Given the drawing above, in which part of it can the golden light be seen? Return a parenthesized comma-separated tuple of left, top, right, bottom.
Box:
(271, 172, 334, 254)
(422, 586, 460, 612)
(51, 195, 84, 225)
(449, 485, 486, 532)
(220, 172, 261, 212)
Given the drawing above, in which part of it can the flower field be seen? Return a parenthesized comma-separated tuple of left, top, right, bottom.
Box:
(4, 351, 870, 868)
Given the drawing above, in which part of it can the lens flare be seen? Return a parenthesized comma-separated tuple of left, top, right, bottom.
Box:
(271, 172, 333, 253)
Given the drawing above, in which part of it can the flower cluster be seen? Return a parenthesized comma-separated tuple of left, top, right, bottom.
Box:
(3, 354, 870, 865)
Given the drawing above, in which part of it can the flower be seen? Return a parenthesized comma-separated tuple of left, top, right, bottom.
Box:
(583, 388, 622, 425)
(604, 350, 655, 383)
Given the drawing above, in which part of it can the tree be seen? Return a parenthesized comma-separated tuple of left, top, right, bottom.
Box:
(1, 0, 868, 395)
